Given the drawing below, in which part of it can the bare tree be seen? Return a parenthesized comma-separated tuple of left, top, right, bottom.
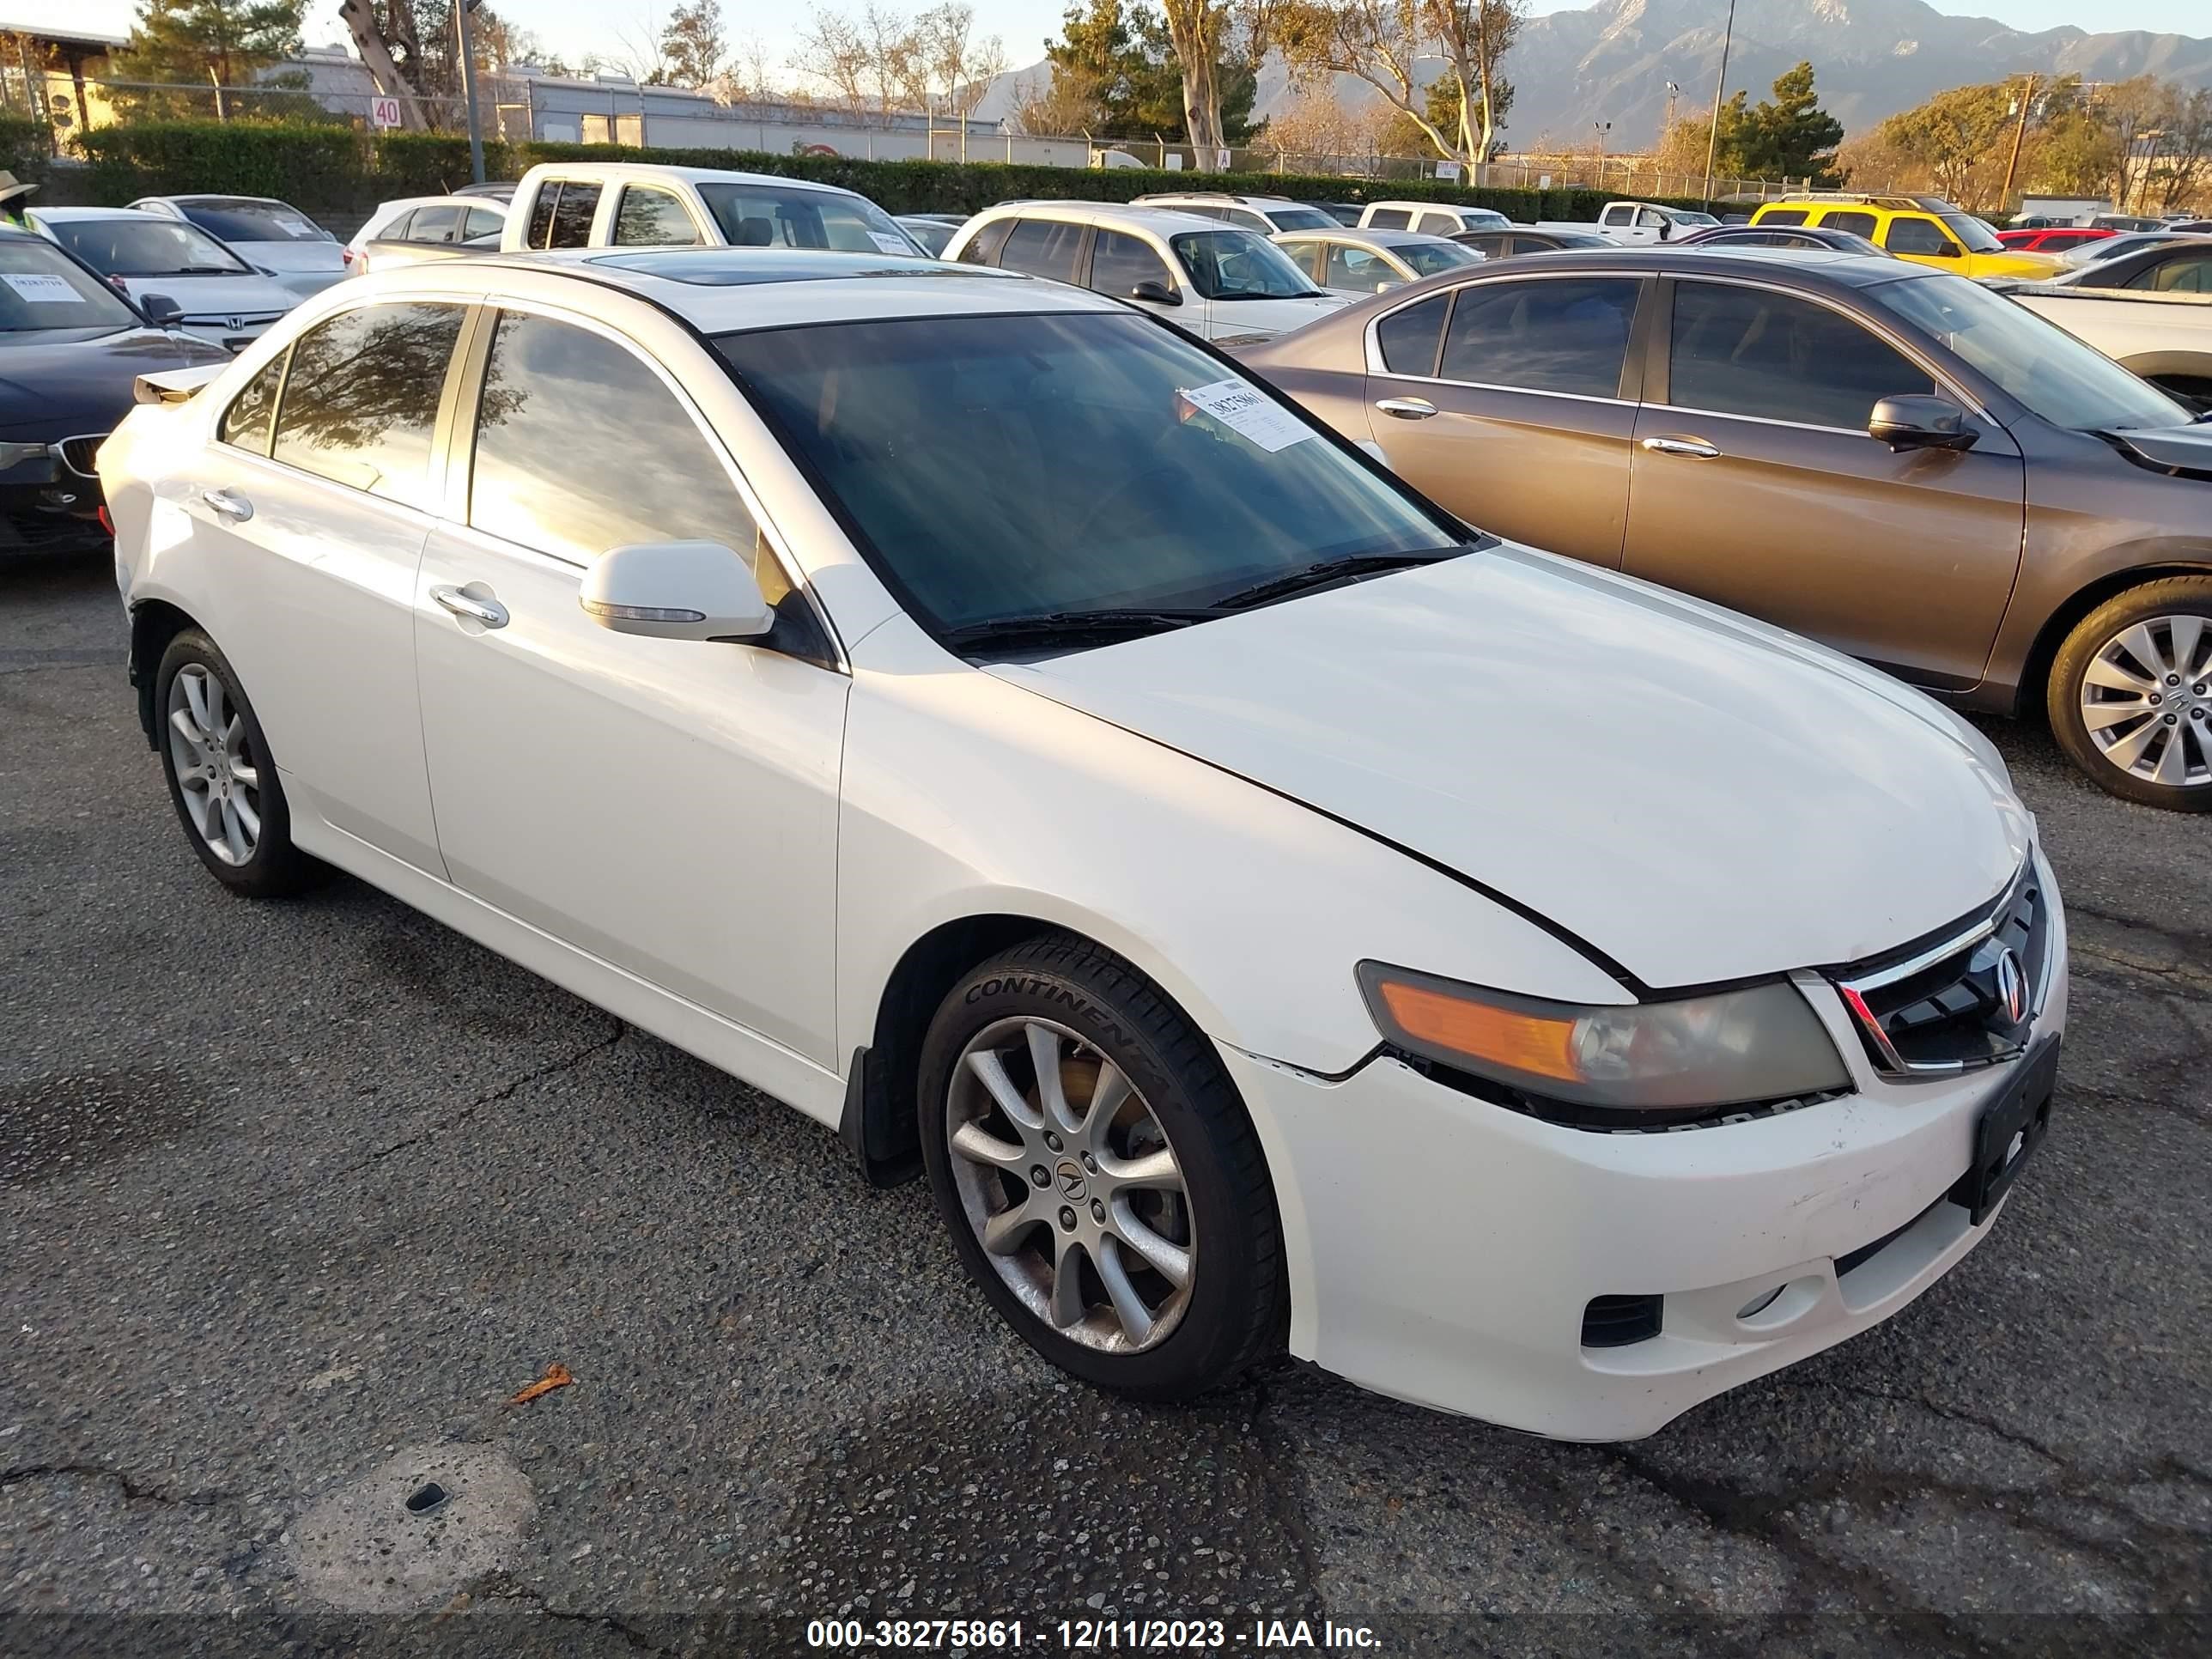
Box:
(1159, 0, 1232, 167)
(1279, 0, 1455, 160)
(337, 0, 428, 129)
(793, 4, 921, 123)
(913, 3, 1007, 155)
(1006, 67, 1100, 137)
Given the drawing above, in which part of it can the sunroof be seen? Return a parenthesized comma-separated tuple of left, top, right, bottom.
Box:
(586, 249, 1010, 287)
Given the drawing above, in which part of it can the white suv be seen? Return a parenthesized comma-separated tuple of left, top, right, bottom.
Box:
(1358, 200, 1513, 236)
(943, 202, 1348, 343)
(501, 162, 924, 258)
(1130, 193, 1341, 234)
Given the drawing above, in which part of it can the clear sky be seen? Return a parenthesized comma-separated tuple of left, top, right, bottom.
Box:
(25, 0, 2212, 83)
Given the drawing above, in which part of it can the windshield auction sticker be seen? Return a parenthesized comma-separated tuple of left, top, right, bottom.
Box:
(1176, 379, 1313, 453)
(3, 273, 80, 303)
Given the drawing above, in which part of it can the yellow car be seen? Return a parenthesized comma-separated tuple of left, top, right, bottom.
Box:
(1749, 195, 2064, 280)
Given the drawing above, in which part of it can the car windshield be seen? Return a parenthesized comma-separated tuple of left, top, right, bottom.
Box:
(1399, 240, 1482, 276)
(47, 216, 250, 276)
(1170, 230, 1323, 299)
(714, 311, 1464, 635)
(1267, 206, 1335, 231)
(1871, 274, 2191, 433)
(696, 182, 919, 255)
(178, 200, 331, 242)
(0, 240, 142, 335)
(1939, 214, 2004, 253)
(1668, 210, 1720, 227)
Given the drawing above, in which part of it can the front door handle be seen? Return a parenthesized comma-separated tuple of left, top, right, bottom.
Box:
(200, 487, 253, 521)
(431, 585, 509, 629)
(1375, 397, 1438, 421)
(1640, 435, 1722, 459)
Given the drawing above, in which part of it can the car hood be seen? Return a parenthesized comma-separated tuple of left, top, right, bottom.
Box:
(2109, 421, 2212, 477)
(988, 546, 2031, 989)
(1963, 250, 2065, 279)
(0, 328, 230, 432)
(1212, 293, 1350, 335)
(114, 273, 295, 317)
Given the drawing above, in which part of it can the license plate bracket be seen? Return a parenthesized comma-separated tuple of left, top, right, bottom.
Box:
(1952, 1036, 2059, 1226)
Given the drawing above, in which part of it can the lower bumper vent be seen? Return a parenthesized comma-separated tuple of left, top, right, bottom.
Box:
(1581, 1292, 1663, 1349)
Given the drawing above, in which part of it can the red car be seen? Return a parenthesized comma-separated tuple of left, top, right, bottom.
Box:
(1997, 227, 2115, 252)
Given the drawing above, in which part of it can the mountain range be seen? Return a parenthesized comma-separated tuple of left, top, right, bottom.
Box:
(975, 0, 2212, 149)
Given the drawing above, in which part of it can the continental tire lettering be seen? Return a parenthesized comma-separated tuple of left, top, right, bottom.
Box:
(960, 977, 1131, 1049)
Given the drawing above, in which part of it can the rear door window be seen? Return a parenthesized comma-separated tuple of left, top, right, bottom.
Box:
(548, 183, 602, 248)
(1821, 210, 1877, 239)
(523, 184, 560, 248)
(613, 186, 701, 246)
(1437, 277, 1641, 397)
(1325, 243, 1396, 294)
(1757, 208, 1808, 227)
(409, 204, 461, 243)
(1666, 281, 1933, 429)
(1374, 292, 1450, 376)
(956, 216, 1015, 267)
(270, 302, 465, 510)
(998, 219, 1087, 283)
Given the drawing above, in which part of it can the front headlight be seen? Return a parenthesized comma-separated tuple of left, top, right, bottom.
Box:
(1357, 963, 1850, 1113)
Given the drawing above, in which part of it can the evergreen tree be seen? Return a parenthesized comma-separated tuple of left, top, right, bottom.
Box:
(1735, 61, 1844, 185)
(112, 0, 305, 88)
(1042, 0, 1255, 143)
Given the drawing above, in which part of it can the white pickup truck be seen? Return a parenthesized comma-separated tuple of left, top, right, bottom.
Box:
(2007, 284, 2212, 410)
(1537, 200, 1721, 246)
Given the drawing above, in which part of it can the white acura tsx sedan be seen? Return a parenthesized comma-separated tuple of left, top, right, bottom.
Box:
(99, 248, 2067, 1441)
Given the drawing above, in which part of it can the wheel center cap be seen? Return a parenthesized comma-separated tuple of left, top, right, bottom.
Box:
(1054, 1160, 1087, 1201)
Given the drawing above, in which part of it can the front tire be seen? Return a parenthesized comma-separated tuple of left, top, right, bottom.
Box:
(918, 934, 1285, 1401)
(156, 629, 322, 896)
(2048, 578, 2212, 810)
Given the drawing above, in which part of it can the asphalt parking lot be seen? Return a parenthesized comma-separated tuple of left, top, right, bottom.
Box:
(2, 548, 2207, 1657)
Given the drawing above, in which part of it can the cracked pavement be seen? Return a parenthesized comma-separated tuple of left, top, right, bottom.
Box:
(3, 550, 2207, 1656)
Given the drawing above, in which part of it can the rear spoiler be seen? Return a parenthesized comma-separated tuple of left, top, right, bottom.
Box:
(133, 364, 228, 407)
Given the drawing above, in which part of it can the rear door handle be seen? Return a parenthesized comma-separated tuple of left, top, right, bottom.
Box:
(1375, 397, 1437, 421)
(1640, 435, 1722, 459)
(431, 585, 509, 629)
(199, 487, 253, 521)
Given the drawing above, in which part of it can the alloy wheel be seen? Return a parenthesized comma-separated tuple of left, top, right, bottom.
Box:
(167, 664, 263, 866)
(2078, 614, 2212, 789)
(944, 1017, 1195, 1353)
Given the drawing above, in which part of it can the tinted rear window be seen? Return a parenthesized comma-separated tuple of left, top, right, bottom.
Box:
(179, 201, 331, 242)
(1375, 293, 1449, 376)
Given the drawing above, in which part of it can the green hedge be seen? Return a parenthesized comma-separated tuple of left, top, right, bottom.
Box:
(1, 115, 50, 189)
(76, 119, 1714, 223)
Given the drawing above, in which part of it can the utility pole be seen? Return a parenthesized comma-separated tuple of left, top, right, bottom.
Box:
(1999, 72, 2038, 213)
(1594, 120, 1611, 189)
(1702, 0, 1737, 204)
(1664, 80, 1680, 134)
(455, 0, 486, 184)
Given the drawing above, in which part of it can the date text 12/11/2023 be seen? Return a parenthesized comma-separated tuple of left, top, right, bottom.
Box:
(803, 1617, 1385, 1650)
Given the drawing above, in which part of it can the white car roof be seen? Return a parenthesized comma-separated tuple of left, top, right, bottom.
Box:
(348, 247, 1125, 334)
(1133, 193, 1297, 207)
(968, 201, 1231, 236)
(28, 205, 170, 222)
(515, 161, 866, 200)
(1365, 201, 1486, 213)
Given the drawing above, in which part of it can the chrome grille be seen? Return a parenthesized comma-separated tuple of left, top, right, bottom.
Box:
(56, 434, 106, 477)
(1831, 867, 2051, 1078)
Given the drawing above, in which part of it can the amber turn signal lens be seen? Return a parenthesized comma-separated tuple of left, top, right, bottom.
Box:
(1372, 977, 1583, 1082)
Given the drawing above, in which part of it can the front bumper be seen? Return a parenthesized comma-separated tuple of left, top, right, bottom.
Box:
(0, 444, 108, 554)
(1226, 850, 2069, 1442)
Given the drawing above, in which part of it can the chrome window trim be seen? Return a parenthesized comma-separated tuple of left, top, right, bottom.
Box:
(1644, 403, 1889, 440)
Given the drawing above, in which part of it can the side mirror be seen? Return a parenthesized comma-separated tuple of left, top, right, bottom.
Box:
(1923, 240, 1961, 258)
(580, 540, 773, 641)
(1869, 395, 1978, 453)
(1129, 279, 1180, 306)
(139, 293, 182, 325)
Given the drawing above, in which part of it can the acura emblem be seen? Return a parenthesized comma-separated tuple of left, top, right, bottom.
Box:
(1994, 947, 2027, 1025)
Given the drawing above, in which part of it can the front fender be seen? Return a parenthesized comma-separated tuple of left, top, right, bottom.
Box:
(834, 617, 1628, 1079)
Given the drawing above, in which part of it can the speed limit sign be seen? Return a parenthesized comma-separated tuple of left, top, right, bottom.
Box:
(369, 95, 403, 129)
